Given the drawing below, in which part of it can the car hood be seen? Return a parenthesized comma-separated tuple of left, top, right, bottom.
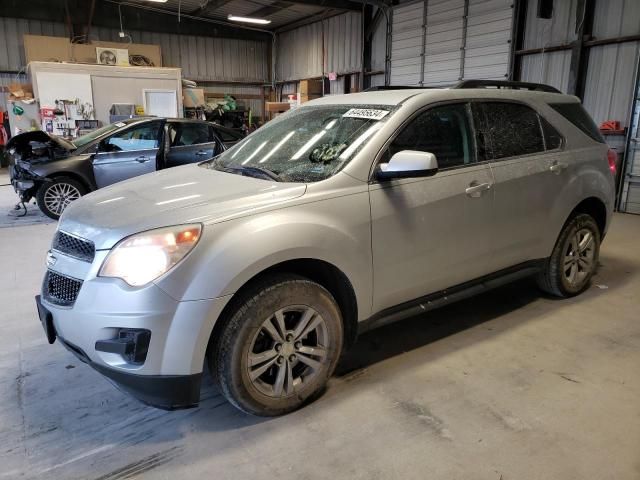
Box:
(7, 130, 74, 164)
(59, 164, 307, 250)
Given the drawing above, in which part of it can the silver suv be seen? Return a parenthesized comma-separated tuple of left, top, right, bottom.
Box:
(36, 81, 616, 416)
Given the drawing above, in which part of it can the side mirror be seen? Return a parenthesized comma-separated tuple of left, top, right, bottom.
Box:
(377, 150, 439, 180)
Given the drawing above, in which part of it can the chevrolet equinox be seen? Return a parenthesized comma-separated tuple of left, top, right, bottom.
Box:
(36, 81, 616, 416)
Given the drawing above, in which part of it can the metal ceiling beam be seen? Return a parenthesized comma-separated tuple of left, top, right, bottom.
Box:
(248, 1, 293, 19)
(189, 0, 234, 16)
(275, 9, 343, 33)
(274, 0, 362, 11)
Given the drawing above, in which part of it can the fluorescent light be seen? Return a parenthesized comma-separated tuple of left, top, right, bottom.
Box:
(228, 15, 272, 25)
(260, 131, 295, 163)
(291, 131, 326, 160)
(145, 0, 169, 3)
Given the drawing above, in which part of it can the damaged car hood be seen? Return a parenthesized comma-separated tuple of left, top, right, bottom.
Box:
(7, 130, 74, 164)
(59, 164, 307, 250)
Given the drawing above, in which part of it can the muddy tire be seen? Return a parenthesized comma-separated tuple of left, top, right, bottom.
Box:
(537, 213, 600, 297)
(210, 274, 343, 416)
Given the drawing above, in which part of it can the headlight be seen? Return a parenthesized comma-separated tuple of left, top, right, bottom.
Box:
(99, 224, 202, 287)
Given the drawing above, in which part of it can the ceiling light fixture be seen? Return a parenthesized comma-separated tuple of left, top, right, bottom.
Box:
(145, 0, 169, 3)
(227, 15, 272, 25)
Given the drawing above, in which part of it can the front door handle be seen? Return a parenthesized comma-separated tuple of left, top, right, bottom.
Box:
(465, 181, 492, 198)
(549, 161, 568, 174)
(135, 155, 150, 163)
(195, 150, 210, 156)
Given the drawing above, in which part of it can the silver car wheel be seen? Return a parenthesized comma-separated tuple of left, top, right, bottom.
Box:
(43, 182, 81, 216)
(247, 305, 329, 398)
(563, 228, 595, 286)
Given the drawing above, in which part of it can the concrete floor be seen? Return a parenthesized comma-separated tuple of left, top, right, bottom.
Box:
(1, 213, 639, 480)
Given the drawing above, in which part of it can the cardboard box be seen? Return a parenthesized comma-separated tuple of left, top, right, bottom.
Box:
(266, 102, 290, 112)
(183, 88, 205, 108)
(299, 94, 322, 104)
(23, 35, 162, 67)
(299, 79, 323, 95)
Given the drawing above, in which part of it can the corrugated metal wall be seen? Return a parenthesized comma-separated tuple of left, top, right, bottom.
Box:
(389, 0, 514, 86)
(582, 0, 640, 127)
(519, 0, 576, 93)
(371, 9, 388, 73)
(0, 17, 269, 83)
(275, 12, 363, 83)
(519, 0, 640, 128)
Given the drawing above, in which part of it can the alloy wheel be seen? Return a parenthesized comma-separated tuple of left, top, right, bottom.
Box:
(563, 227, 596, 287)
(247, 306, 329, 398)
(43, 183, 82, 216)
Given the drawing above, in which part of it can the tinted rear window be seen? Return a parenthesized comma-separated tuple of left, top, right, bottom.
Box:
(216, 127, 243, 142)
(549, 103, 604, 143)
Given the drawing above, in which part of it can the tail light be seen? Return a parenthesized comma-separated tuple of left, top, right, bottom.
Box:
(607, 149, 617, 175)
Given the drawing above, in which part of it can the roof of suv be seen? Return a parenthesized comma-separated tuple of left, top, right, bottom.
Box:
(306, 85, 578, 107)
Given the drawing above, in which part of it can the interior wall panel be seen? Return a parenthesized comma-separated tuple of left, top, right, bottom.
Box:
(0, 17, 269, 83)
(519, 50, 572, 93)
(275, 12, 363, 83)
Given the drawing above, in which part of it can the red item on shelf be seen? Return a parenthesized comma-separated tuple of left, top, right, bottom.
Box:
(600, 120, 621, 131)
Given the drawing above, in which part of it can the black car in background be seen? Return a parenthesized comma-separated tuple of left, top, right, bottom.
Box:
(8, 118, 243, 219)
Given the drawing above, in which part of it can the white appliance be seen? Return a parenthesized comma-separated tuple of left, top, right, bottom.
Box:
(96, 47, 130, 66)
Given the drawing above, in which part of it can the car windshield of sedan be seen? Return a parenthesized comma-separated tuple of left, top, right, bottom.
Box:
(71, 121, 133, 149)
(202, 105, 395, 182)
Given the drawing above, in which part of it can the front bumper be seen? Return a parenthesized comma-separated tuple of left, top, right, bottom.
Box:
(37, 261, 231, 409)
(59, 334, 202, 410)
(9, 163, 39, 201)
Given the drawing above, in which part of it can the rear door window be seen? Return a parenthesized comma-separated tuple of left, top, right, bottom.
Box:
(215, 127, 243, 143)
(549, 102, 605, 143)
(478, 102, 545, 160)
(170, 123, 212, 146)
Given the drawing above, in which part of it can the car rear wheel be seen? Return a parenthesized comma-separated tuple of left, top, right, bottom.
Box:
(36, 176, 86, 220)
(537, 213, 600, 297)
(210, 274, 343, 416)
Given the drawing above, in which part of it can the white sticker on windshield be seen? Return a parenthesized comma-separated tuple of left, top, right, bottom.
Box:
(115, 122, 126, 127)
(342, 108, 389, 120)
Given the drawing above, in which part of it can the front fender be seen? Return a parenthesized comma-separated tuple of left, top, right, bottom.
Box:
(155, 189, 373, 320)
(30, 155, 96, 190)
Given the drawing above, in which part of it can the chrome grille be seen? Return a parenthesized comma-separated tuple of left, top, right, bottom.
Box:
(52, 231, 95, 262)
(44, 270, 83, 306)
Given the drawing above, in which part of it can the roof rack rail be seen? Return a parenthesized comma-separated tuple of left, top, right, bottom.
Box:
(363, 85, 443, 92)
(454, 80, 561, 94)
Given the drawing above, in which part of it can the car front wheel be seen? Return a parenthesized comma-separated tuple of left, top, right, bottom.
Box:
(211, 274, 343, 416)
(36, 176, 86, 220)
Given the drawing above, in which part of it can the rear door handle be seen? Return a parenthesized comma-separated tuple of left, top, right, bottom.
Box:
(549, 161, 568, 174)
(135, 156, 150, 163)
(465, 181, 492, 198)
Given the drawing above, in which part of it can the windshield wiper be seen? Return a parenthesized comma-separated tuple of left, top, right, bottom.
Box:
(234, 166, 282, 182)
(209, 158, 282, 181)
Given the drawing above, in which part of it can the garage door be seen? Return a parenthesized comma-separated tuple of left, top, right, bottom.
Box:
(620, 78, 640, 214)
(390, 0, 514, 86)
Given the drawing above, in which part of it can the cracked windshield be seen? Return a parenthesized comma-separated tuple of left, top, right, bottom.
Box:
(202, 105, 395, 182)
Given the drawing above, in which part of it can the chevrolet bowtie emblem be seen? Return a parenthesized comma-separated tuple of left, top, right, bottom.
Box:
(46, 251, 57, 268)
